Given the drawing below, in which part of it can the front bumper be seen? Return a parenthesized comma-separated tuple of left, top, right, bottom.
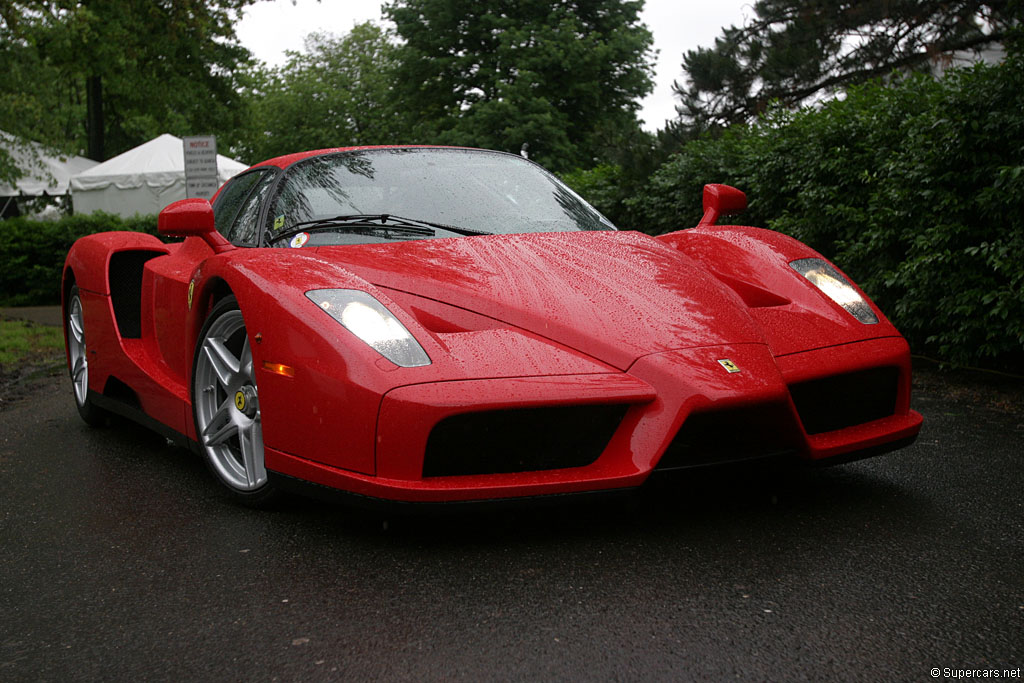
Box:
(265, 337, 922, 503)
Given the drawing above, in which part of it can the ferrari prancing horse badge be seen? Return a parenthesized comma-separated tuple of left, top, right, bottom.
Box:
(717, 359, 741, 373)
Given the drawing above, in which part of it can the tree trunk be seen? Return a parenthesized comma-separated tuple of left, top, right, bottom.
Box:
(86, 75, 104, 161)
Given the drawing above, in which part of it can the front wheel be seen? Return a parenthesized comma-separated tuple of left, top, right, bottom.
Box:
(192, 296, 279, 506)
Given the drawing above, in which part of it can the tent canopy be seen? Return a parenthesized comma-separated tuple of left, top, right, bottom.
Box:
(71, 134, 248, 217)
(0, 130, 98, 197)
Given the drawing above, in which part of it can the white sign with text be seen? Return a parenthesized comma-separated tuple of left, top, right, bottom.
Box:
(183, 135, 219, 200)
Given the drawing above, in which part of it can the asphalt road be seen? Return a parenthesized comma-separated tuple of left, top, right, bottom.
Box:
(1, 372, 1022, 682)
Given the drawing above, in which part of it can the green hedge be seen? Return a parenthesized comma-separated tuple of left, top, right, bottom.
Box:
(0, 212, 158, 307)
(628, 58, 1024, 371)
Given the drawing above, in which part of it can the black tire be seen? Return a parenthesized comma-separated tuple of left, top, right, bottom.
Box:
(66, 284, 109, 427)
(191, 295, 280, 507)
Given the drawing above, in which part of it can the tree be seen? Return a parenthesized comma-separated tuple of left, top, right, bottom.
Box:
(0, 1, 260, 163)
(631, 57, 1024, 369)
(236, 22, 408, 162)
(673, 0, 1016, 131)
(383, 0, 655, 172)
(0, 5, 81, 183)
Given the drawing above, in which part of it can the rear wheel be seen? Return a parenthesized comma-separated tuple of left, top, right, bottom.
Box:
(66, 285, 108, 426)
(192, 296, 279, 506)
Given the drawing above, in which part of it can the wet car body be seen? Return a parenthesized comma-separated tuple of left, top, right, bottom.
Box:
(62, 146, 922, 506)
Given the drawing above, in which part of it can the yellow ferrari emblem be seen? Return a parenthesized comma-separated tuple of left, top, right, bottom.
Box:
(187, 280, 195, 310)
(717, 359, 741, 373)
(234, 390, 246, 411)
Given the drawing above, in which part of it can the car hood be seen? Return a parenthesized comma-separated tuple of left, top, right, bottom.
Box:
(312, 231, 765, 370)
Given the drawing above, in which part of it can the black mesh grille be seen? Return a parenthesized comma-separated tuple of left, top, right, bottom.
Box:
(789, 367, 898, 435)
(655, 403, 801, 471)
(109, 251, 162, 339)
(423, 404, 628, 477)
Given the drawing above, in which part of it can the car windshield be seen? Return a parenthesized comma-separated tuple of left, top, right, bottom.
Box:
(262, 148, 616, 246)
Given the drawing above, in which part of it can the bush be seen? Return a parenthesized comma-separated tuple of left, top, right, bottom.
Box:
(629, 57, 1024, 371)
(0, 212, 158, 306)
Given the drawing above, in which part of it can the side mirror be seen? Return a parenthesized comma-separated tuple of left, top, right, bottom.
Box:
(698, 184, 747, 227)
(158, 198, 233, 253)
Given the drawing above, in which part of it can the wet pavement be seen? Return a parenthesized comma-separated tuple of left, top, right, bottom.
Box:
(1, 373, 1022, 681)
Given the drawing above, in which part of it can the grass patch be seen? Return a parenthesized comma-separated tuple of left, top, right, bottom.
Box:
(0, 319, 65, 366)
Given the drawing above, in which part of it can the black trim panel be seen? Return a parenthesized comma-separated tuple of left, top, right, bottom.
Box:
(88, 390, 196, 452)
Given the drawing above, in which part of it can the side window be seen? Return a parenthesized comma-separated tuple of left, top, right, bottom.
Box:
(228, 172, 277, 245)
(212, 170, 269, 238)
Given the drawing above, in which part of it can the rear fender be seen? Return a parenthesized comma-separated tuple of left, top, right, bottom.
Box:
(63, 231, 170, 297)
(60, 232, 173, 416)
(61, 231, 172, 362)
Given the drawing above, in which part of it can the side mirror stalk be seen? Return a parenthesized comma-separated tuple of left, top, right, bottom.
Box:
(697, 184, 747, 227)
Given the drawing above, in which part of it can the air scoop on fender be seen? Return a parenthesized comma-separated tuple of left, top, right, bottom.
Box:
(313, 230, 767, 370)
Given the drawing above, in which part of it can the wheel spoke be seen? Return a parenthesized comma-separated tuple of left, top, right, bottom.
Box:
(69, 312, 84, 343)
(72, 356, 87, 382)
(202, 398, 238, 446)
(203, 337, 240, 388)
(240, 337, 254, 380)
(239, 416, 265, 488)
(204, 420, 239, 448)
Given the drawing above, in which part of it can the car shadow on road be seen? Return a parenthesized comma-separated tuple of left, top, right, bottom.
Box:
(266, 458, 930, 552)
(87, 409, 931, 556)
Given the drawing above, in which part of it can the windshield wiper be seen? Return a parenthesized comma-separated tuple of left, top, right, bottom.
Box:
(271, 214, 436, 244)
(271, 214, 490, 245)
(385, 215, 493, 237)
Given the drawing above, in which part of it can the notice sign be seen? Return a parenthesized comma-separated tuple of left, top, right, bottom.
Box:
(183, 135, 219, 200)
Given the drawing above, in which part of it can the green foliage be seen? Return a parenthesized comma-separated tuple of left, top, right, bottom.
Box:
(675, 0, 1015, 131)
(0, 213, 157, 306)
(235, 23, 405, 161)
(384, 0, 655, 172)
(632, 57, 1024, 369)
(0, 0, 260, 163)
(560, 165, 626, 225)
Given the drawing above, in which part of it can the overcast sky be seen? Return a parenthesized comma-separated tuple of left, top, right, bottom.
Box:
(236, 0, 755, 133)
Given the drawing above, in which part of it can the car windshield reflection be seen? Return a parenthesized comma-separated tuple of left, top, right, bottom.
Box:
(261, 148, 616, 246)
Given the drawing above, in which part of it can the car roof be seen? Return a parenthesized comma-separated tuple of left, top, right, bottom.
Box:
(249, 145, 493, 171)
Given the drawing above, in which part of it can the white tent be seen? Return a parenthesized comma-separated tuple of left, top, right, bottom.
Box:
(0, 129, 98, 197)
(71, 133, 248, 217)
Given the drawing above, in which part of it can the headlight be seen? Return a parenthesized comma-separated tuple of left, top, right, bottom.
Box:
(790, 258, 878, 324)
(306, 289, 431, 367)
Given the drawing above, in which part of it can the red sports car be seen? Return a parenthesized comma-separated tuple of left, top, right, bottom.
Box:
(62, 146, 922, 506)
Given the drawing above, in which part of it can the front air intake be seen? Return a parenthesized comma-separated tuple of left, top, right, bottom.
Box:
(423, 404, 628, 477)
(655, 403, 802, 471)
(788, 367, 899, 435)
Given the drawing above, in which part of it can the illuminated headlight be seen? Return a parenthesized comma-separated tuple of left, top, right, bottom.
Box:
(306, 289, 431, 367)
(790, 258, 878, 324)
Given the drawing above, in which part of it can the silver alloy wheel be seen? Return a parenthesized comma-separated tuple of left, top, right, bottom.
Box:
(193, 309, 267, 491)
(67, 292, 89, 406)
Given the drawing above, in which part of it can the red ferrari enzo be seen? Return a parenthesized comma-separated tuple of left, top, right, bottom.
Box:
(62, 146, 922, 506)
